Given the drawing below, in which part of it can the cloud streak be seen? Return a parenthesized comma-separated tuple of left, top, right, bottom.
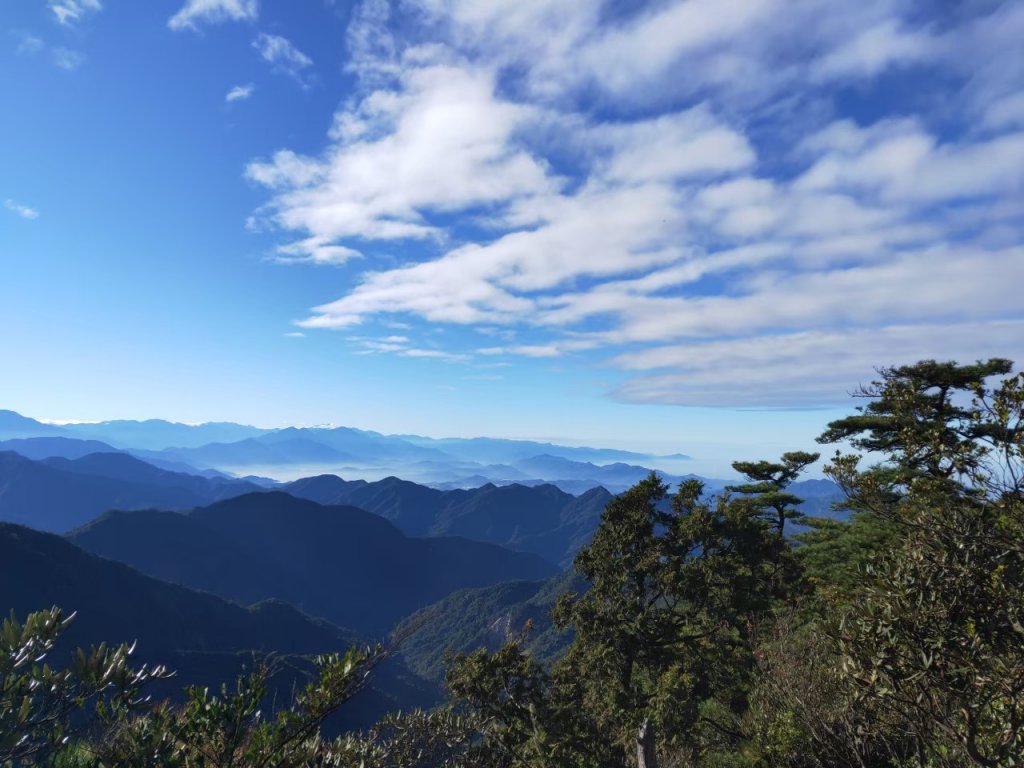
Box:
(5, 199, 40, 220)
(49, 0, 101, 26)
(252, 33, 313, 84)
(225, 83, 255, 102)
(169, 0, 257, 31)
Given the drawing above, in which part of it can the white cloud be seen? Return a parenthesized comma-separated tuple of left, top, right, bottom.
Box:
(246, 0, 1024, 407)
(610, 321, 1024, 407)
(594, 107, 755, 183)
(796, 120, 1024, 203)
(812, 19, 938, 81)
(49, 0, 101, 26)
(169, 0, 257, 31)
(225, 83, 255, 102)
(272, 237, 362, 266)
(52, 47, 84, 71)
(247, 61, 556, 256)
(16, 34, 44, 55)
(13, 32, 84, 72)
(4, 199, 40, 219)
(252, 33, 313, 83)
(400, 348, 469, 362)
(576, 0, 776, 97)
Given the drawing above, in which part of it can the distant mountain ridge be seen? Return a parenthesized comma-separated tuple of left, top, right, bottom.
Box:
(0, 436, 121, 460)
(69, 491, 560, 636)
(0, 450, 262, 532)
(284, 475, 615, 566)
(0, 410, 679, 490)
(0, 409, 68, 440)
(62, 419, 271, 450)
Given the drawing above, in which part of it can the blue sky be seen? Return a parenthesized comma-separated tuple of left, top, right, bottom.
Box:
(1, 0, 1022, 473)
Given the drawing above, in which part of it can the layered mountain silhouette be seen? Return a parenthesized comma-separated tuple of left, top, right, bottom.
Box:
(1, 522, 353, 655)
(0, 409, 695, 494)
(69, 492, 559, 636)
(137, 428, 447, 469)
(393, 435, 668, 465)
(0, 436, 121, 460)
(0, 409, 67, 440)
(0, 450, 261, 532)
(285, 475, 615, 565)
(61, 418, 270, 451)
(0, 522, 437, 729)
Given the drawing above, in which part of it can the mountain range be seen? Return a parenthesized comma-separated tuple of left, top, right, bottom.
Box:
(284, 475, 615, 566)
(68, 491, 559, 637)
(1, 405, 850, 734)
(0, 449, 260, 532)
(0, 409, 688, 492)
(0, 522, 437, 730)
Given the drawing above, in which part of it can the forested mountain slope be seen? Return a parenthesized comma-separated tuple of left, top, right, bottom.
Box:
(70, 491, 560, 636)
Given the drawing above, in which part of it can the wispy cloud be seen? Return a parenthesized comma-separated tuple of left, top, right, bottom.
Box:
(269, 237, 360, 266)
(12, 31, 84, 71)
(400, 349, 470, 362)
(15, 33, 44, 55)
(5, 199, 40, 220)
(225, 83, 255, 103)
(51, 47, 84, 71)
(49, 0, 101, 26)
(346, 334, 471, 363)
(252, 33, 313, 84)
(169, 0, 258, 31)
(611, 321, 1024, 407)
(247, 0, 1024, 408)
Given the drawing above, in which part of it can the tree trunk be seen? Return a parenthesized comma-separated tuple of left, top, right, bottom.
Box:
(637, 717, 657, 768)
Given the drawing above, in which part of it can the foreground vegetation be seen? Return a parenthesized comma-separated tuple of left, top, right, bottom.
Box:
(2, 359, 1022, 767)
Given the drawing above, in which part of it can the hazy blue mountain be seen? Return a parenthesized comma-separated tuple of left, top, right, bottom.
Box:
(283, 471, 842, 561)
(0, 410, 67, 440)
(266, 427, 447, 462)
(0, 522, 438, 730)
(393, 435, 660, 464)
(69, 491, 560, 636)
(62, 418, 271, 450)
(786, 477, 850, 522)
(0, 436, 120, 460)
(140, 457, 238, 478)
(0, 451, 261, 532)
(43, 452, 247, 494)
(509, 454, 688, 493)
(147, 436, 358, 468)
(409, 459, 533, 482)
(140, 428, 447, 470)
(0, 411, 692, 490)
(285, 475, 614, 565)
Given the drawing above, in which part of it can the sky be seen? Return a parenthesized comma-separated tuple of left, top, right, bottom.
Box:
(1, 0, 1022, 473)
